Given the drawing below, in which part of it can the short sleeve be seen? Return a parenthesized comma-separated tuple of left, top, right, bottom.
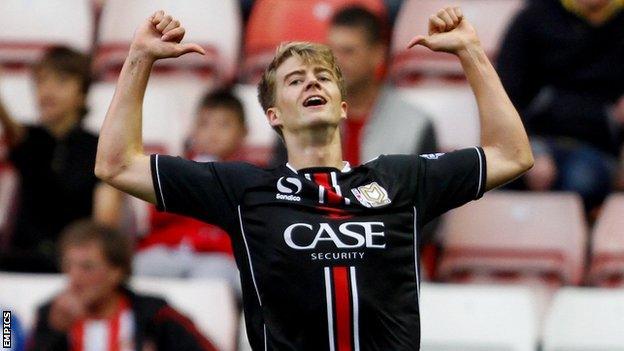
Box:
(150, 154, 254, 229)
(417, 147, 487, 224)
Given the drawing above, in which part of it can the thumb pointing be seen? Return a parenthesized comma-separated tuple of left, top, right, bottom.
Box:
(176, 43, 206, 57)
(407, 35, 430, 49)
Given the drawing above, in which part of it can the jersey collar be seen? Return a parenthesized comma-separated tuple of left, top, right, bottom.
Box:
(286, 161, 352, 174)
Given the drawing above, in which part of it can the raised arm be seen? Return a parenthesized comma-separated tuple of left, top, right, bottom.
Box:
(94, 11, 205, 203)
(408, 7, 533, 190)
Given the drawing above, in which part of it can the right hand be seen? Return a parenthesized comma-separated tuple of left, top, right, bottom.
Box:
(129, 10, 206, 60)
(525, 154, 557, 191)
(48, 291, 86, 332)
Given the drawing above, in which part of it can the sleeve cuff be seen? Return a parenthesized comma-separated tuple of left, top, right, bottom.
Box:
(475, 146, 487, 199)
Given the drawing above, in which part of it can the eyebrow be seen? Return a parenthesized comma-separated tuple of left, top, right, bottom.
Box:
(283, 67, 334, 83)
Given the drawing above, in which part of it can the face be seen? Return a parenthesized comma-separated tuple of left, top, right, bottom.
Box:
(268, 56, 347, 134)
(190, 106, 246, 160)
(62, 241, 123, 307)
(328, 26, 384, 91)
(34, 67, 85, 125)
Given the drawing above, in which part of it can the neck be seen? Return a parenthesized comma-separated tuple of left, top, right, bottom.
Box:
(284, 124, 344, 170)
(44, 112, 80, 139)
(346, 79, 381, 118)
(86, 290, 122, 319)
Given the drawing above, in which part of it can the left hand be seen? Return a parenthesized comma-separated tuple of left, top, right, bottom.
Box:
(407, 7, 480, 54)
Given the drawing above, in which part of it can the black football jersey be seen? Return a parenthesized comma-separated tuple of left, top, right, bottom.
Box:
(151, 147, 486, 351)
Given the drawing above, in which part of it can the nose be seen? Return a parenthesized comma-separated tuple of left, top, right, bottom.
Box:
(304, 74, 321, 91)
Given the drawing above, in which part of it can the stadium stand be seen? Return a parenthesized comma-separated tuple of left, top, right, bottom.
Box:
(390, 0, 525, 84)
(587, 194, 624, 287)
(542, 287, 624, 351)
(0, 273, 239, 351)
(242, 0, 386, 83)
(0, 0, 93, 68)
(397, 81, 479, 151)
(85, 81, 189, 156)
(420, 283, 539, 351)
(95, 0, 241, 84)
(437, 192, 587, 287)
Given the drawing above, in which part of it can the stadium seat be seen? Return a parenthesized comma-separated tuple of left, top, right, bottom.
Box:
(242, 0, 387, 83)
(437, 192, 587, 286)
(0, 273, 238, 351)
(234, 84, 278, 166)
(0, 0, 93, 68)
(95, 0, 241, 83)
(390, 0, 525, 84)
(397, 81, 480, 151)
(542, 287, 624, 351)
(420, 283, 539, 351)
(0, 72, 38, 126)
(588, 194, 624, 287)
(85, 81, 189, 156)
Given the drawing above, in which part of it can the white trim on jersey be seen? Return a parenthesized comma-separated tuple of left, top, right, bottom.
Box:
(286, 163, 298, 174)
(473, 147, 484, 198)
(412, 207, 421, 302)
(350, 266, 360, 351)
(238, 206, 268, 351)
(155, 155, 167, 211)
(319, 186, 325, 204)
(324, 267, 336, 351)
(330, 171, 351, 205)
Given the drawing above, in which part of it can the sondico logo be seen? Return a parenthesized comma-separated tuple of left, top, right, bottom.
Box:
(276, 177, 302, 202)
(284, 222, 386, 250)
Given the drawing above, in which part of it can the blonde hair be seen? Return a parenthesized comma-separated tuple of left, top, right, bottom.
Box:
(257, 42, 346, 136)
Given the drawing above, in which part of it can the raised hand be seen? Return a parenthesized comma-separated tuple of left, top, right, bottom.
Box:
(407, 7, 480, 54)
(129, 10, 206, 60)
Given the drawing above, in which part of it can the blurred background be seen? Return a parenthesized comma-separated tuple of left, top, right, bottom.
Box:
(0, 0, 623, 350)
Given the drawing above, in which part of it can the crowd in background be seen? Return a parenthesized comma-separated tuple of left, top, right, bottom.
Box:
(0, 0, 623, 350)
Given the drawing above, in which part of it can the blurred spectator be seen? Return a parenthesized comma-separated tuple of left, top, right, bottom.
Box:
(497, 0, 624, 211)
(271, 5, 437, 166)
(133, 89, 245, 298)
(27, 220, 217, 351)
(0, 46, 120, 273)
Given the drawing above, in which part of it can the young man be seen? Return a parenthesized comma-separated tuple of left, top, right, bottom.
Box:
(28, 220, 217, 351)
(95, 8, 533, 350)
(0, 46, 119, 273)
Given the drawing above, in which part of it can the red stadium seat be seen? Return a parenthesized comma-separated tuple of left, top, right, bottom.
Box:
(242, 0, 386, 83)
(390, 0, 525, 84)
(437, 192, 587, 286)
(0, 0, 93, 69)
(587, 194, 624, 287)
(95, 0, 241, 84)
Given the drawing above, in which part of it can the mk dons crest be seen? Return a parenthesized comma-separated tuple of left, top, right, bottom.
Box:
(351, 182, 391, 208)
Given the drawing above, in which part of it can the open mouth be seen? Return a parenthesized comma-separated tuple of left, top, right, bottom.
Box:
(302, 95, 327, 107)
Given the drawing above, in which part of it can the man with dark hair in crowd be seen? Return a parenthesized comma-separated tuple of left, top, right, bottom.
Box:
(134, 88, 245, 299)
(328, 6, 437, 165)
(497, 0, 624, 212)
(28, 220, 218, 351)
(0, 46, 120, 272)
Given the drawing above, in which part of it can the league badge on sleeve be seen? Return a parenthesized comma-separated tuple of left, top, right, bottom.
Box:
(351, 182, 391, 208)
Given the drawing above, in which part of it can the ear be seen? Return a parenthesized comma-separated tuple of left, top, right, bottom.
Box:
(266, 107, 282, 128)
(340, 101, 348, 120)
